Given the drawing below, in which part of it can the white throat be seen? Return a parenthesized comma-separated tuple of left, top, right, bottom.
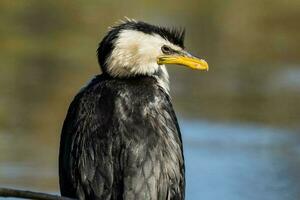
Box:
(153, 65, 170, 94)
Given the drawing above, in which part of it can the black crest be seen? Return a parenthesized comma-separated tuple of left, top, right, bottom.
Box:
(97, 19, 185, 71)
(120, 19, 186, 48)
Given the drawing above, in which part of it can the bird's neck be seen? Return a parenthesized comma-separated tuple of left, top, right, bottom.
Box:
(152, 65, 170, 94)
(102, 65, 170, 94)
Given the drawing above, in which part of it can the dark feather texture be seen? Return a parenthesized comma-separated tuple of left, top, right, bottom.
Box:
(59, 74, 185, 200)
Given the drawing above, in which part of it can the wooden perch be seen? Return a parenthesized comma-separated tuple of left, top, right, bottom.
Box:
(0, 187, 76, 200)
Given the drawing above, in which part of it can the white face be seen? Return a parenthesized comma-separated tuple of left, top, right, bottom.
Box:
(105, 29, 183, 78)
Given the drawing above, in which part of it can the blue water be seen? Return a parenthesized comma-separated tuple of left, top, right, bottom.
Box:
(1, 120, 300, 199)
(182, 120, 300, 200)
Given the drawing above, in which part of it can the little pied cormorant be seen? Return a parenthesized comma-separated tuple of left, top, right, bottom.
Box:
(59, 19, 208, 200)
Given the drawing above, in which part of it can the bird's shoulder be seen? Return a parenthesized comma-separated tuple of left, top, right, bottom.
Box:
(66, 73, 172, 134)
(76, 73, 167, 104)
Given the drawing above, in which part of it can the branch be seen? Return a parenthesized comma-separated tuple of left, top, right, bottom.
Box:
(0, 187, 76, 200)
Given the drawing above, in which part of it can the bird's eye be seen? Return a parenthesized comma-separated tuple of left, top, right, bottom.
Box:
(161, 45, 172, 54)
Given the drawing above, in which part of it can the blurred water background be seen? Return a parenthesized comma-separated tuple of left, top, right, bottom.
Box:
(0, 1, 300, 199)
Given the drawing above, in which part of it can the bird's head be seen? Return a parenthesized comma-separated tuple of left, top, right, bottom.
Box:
(97, 19, 208, 80)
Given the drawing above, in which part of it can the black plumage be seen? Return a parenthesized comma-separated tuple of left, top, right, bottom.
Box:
(59, 75, 184, 199)
(59, 19, 188, 200)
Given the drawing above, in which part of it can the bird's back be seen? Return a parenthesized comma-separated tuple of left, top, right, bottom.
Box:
(59, 74, 185, 200)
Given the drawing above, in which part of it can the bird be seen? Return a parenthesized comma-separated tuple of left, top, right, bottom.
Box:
(59, 19, 208, 200)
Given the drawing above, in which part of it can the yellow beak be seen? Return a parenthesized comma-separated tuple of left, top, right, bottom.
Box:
(157, 55, 209, 71)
